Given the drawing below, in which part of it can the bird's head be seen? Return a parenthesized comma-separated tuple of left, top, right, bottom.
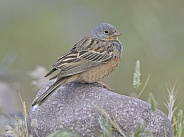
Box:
(89, 23, 122, 41)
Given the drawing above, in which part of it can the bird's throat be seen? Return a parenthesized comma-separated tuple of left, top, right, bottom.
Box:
(103, 36, 119, 41)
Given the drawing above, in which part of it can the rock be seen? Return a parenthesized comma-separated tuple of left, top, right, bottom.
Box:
(28, 82, 172, 137)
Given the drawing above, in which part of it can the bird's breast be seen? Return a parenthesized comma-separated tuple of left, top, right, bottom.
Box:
(113, 41, 123, 55)
(78, 57, 120, 82)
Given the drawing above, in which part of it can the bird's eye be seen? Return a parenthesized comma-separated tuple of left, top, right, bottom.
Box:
(104, 30, 109, 34)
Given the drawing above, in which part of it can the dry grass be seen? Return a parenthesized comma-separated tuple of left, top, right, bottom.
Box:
(97, 106, 126, 137)
(2, 92, 30, 137)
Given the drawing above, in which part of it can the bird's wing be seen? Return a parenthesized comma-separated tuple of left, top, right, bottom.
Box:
(53, 50, 113, 78)
(48, 38, 114, 78)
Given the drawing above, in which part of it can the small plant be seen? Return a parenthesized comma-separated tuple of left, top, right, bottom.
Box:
(165, 82, 178, 121)
(97, 106, 126, 137)
(98, 114, 112, 137)
(149, 93, 157, 112)
(4, 116, 25, 137)
(172, 110, 183, 137)
(133, 60, 141, 91)
(132, 60, 151, 98)
(131, 123, 152, 137)
(48, 130, 80, 137)
(4, 92, 29, 137)
(164, 81, 184, 137)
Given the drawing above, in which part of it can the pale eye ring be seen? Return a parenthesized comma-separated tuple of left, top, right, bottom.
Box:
(104, 30, 109, 34)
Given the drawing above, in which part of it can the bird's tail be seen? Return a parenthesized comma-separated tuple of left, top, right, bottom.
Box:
(32, 78, 66, 106)
(45, 68, 57, 77)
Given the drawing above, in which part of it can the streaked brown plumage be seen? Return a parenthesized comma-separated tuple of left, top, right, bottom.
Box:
(32, 23, 123, 106)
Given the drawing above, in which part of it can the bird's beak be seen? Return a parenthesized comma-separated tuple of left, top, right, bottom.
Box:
(113, 31, 122, 36)
(103, 31, 122, 41)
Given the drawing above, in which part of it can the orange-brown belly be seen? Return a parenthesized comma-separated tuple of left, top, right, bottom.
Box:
(78, 57, 120, 82)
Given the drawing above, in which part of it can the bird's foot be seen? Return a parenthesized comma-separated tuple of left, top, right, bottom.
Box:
(95, 81, 114, 91)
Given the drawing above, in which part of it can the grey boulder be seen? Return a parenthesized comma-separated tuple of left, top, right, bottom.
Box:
(28, 82, 172, 137)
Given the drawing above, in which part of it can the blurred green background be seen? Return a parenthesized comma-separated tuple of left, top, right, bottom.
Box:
(0, 0, 183, 114)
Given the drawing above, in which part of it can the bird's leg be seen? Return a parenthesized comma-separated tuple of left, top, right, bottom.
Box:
(95, 81, 114, 91)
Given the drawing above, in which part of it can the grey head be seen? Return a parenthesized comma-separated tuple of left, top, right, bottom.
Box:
(89, 23, 122, 40)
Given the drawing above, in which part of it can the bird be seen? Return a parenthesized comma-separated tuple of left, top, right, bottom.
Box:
(32, 23, 123, 106)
